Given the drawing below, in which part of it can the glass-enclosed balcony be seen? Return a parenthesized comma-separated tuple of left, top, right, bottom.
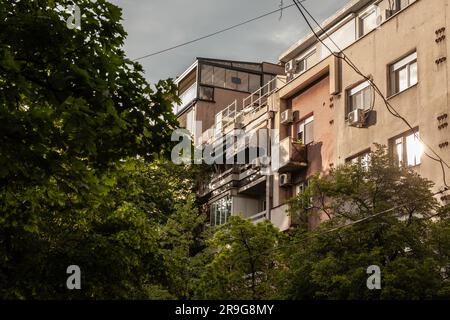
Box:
(175, 82, 197, 114)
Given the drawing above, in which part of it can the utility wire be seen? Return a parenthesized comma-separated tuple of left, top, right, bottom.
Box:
(227, 189, 447, 265)
(291, 0, 450, 189)
(132, 2, 305, 61)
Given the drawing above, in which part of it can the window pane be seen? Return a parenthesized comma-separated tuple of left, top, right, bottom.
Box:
(237, 72, 249, 92)
(406, 132, 422, 166)
(409, 61, 418, 86)
(360, 10, 377, 36)
(225, 69, 238, 90)
(249, 74, 261, 93)
(201, 65, 213, 85)
(363, 87, 372, 109)
(213, 67, 226, 87)
(199, 86, 214, 101)
(395, 138, 403, 166)
(398, 67, 408, 92)
(406, 133, 416, 166)
(186, 110, 195, 134)
(304, 120, 314, 145)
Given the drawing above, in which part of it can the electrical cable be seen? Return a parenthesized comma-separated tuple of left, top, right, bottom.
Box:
(226, 189, 448, 265)
(291, 0, 450, 189)
(132, 2, 306, 61)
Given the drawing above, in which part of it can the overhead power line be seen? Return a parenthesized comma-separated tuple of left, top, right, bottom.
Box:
(228, 189, 447, 265)
(132, 2, 305, 61)
(291, 0, 450, 189)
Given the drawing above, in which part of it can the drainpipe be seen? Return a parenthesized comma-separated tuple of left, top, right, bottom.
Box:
(266, 97, 273, 222)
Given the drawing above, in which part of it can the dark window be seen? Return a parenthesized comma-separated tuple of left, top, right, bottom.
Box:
(199, 86, 214, 101)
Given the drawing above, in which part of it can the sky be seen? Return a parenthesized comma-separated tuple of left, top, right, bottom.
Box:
(109, 0, 350, 84)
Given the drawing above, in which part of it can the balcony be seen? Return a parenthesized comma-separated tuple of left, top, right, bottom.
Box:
(278, 137, 308, 173)
(248, 211, 267, 224)
(176, 82, 197, 114)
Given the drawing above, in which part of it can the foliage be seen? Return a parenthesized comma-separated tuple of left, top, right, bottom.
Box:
(283, 146, 450, 299)
(192, 216, 285, 300)
(0, 0, 186, 299)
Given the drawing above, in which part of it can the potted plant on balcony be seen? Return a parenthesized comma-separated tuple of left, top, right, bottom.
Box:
(293, 137, 304, 145)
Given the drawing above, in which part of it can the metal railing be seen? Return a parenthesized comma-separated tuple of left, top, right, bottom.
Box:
(248, 211, 267, 223)
(202, 76, 286, 145)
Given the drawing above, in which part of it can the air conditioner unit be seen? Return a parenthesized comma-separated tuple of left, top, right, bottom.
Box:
(251, 157, 261, 168)
(285, 60, 295, 73)
(286, 73, 294, 82)
(385, 9, 398, 19)
(348, 109, 365, 127)
(281, 109, 294, 125)
(279, 173, 292, 187)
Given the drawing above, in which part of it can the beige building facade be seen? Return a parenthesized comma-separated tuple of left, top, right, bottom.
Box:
(175, 0, 450, 231)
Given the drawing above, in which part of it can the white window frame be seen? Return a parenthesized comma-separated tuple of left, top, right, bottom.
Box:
(297, 115, 314, 145)
(186, 108, 196, 137)
(348, 80, 373, 113)
(295, 48, 317, 74)
(210, 196, 232, 227)
(358, 5, 379, 37)
(348, 150, 371, 170)
(389, 51, 418, 95)
(391, 130, 422, 167)
(295, 180, 313, 209)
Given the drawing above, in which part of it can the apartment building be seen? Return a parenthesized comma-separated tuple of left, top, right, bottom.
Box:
(175, 58, 284, 145)
(175, 0, 450, 231)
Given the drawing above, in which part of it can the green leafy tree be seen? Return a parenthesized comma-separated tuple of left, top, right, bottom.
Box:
(283, 146, 450, 299)
(193, 216, 285, 300)
(0, 0, 186, 299)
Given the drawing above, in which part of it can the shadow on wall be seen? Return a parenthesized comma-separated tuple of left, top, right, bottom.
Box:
(366, 110, 377, 127)
(307, 141, 323, 175)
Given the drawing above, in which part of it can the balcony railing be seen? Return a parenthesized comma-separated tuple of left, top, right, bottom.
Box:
(278, 137, 308, 173)
(176, 82, 197, 114)
(248, 211, 267, 224)
(202, 76, 286, 145)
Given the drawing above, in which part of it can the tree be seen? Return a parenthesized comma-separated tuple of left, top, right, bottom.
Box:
(192, 216, 285, 300)
(0, 0, 184, 298)
(283, 146, 450, 299)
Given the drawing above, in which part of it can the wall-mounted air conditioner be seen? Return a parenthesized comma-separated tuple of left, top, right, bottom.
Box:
(348, 109, 365, 127)
(279, 173, 292, 187)
(285, 60, 295, 73)
(281, 109, 294, 125)
(251, 157, 261, 168)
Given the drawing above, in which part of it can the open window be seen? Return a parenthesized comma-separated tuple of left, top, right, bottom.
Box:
(297, 115, 314, 145)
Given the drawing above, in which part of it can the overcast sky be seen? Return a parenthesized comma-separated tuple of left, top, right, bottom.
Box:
(109, 0, 350, 84)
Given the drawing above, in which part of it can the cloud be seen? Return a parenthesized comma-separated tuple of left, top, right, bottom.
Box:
(110, 0, 350, 83)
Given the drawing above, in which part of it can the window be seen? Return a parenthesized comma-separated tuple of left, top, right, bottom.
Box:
(390, 130, 423, 167)
(199, 86, 214, 101)
(359, 7, 379, 37)
(347, 150, 371, 170)
(297, 115, 314, 145)
(296, 49, 317, 74)
(200, 64, 261, 93)
(389, 52, 418, 95)
(387, 0, 415, 18)
(249, 74, 261, 93)
(295, 180, 313, 209)
(186, 109, 195, 136)
(347, 81, 373, 113)
(210, 196, 232, 226)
